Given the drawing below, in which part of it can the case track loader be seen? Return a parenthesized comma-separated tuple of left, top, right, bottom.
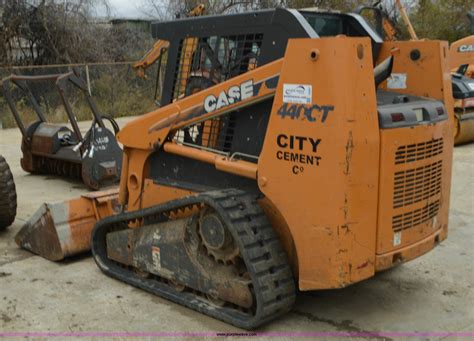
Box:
(17, 9, 454, 328)
(0, 155, 16, 230)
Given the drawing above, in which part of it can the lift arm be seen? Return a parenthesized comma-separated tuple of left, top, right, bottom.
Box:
(120, 58, 283, 151)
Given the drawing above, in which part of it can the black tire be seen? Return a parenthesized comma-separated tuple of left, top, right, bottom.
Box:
(0, 155, 17, 230)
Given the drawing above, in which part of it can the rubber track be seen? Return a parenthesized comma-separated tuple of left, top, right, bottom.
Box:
(92, 189, 295, 329)
(0, 155, 16, 230)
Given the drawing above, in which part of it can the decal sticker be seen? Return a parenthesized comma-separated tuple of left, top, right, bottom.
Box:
(277, 103, 334, 123)
(94, 136, 110, 151)
(152, 246, 161, 270)
(468, 83, 474, 91)
(204, 80, 254, 113)
(458, 44, 474, 53)
(276, 134, 322, 174)
(393, 232, 402, 246)
(152, 74, 280, 131)
(387, 73, 407, 89)
(283, 84, 312, 104)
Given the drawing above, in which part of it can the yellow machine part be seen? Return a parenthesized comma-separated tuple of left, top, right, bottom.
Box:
(454, 110, 474, 145)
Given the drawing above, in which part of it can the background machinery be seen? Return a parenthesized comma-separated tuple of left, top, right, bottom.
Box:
(16, 9, 454, 328)
(2, 70, 123, 190)
(356, 2, 474, 145)
(133, 4, 206, 80)
(449, 11, 474, 145)
(0, 155, 16, 230)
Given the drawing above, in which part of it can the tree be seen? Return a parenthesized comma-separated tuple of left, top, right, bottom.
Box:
(0, 0, 113, 66)
(411, 0, 473, 42)
(139, 0, 395, 19)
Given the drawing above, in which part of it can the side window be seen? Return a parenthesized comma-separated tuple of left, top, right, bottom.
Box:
(303, 15, 344, 36)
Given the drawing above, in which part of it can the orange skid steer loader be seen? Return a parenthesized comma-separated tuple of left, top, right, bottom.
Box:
(16, 9, 453, 328)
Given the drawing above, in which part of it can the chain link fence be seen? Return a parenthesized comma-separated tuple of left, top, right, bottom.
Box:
(0, 62, 160, 129)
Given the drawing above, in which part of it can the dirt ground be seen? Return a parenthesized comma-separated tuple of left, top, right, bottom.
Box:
(0, 118, 473, 337)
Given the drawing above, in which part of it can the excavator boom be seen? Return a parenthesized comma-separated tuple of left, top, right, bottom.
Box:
(395, 0, 418, 40)
(133, 40, 170, 79)
(133, 4, 205, 79)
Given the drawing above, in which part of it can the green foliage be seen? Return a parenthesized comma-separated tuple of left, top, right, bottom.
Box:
(411, 0, 473, 42)
(0, 64, 158, 129)
(91, 68, 156, 118)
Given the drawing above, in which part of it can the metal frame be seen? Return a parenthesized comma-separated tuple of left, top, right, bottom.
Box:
(2, 69, 106, 143)
(150, 8, 385, 106)
(152, 8, 318, 105)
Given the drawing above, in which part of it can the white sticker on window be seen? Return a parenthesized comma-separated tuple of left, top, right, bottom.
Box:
(283, 84, 312, 104)
(393, 232, 402, 246)
(387, 73, 407, 89)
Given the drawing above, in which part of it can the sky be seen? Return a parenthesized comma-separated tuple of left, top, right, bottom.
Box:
(106, 0, 146, 18)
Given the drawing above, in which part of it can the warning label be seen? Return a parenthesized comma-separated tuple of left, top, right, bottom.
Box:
(152, 246, 161, 270)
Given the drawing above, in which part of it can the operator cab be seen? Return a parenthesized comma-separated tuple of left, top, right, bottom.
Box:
(151, 8, 384, 107)
(299, 9, 383, 61)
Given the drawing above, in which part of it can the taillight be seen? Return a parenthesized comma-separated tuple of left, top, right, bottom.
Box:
(391, 113, 405, 122)
(462, 98, 474, 108)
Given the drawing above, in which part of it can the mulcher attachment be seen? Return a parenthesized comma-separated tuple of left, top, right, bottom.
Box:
(92, 189, 295, 329)
(0, 156, 17, 230)
(2, 70, 122, 190)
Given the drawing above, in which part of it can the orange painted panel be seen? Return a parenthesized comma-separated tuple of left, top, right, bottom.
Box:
(258, 37, 380, 290)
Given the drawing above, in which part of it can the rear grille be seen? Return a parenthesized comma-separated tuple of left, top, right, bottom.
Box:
(393, 160, 442, 208)
(392, 201, 440, 232)
(395, 138, 443, 164)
